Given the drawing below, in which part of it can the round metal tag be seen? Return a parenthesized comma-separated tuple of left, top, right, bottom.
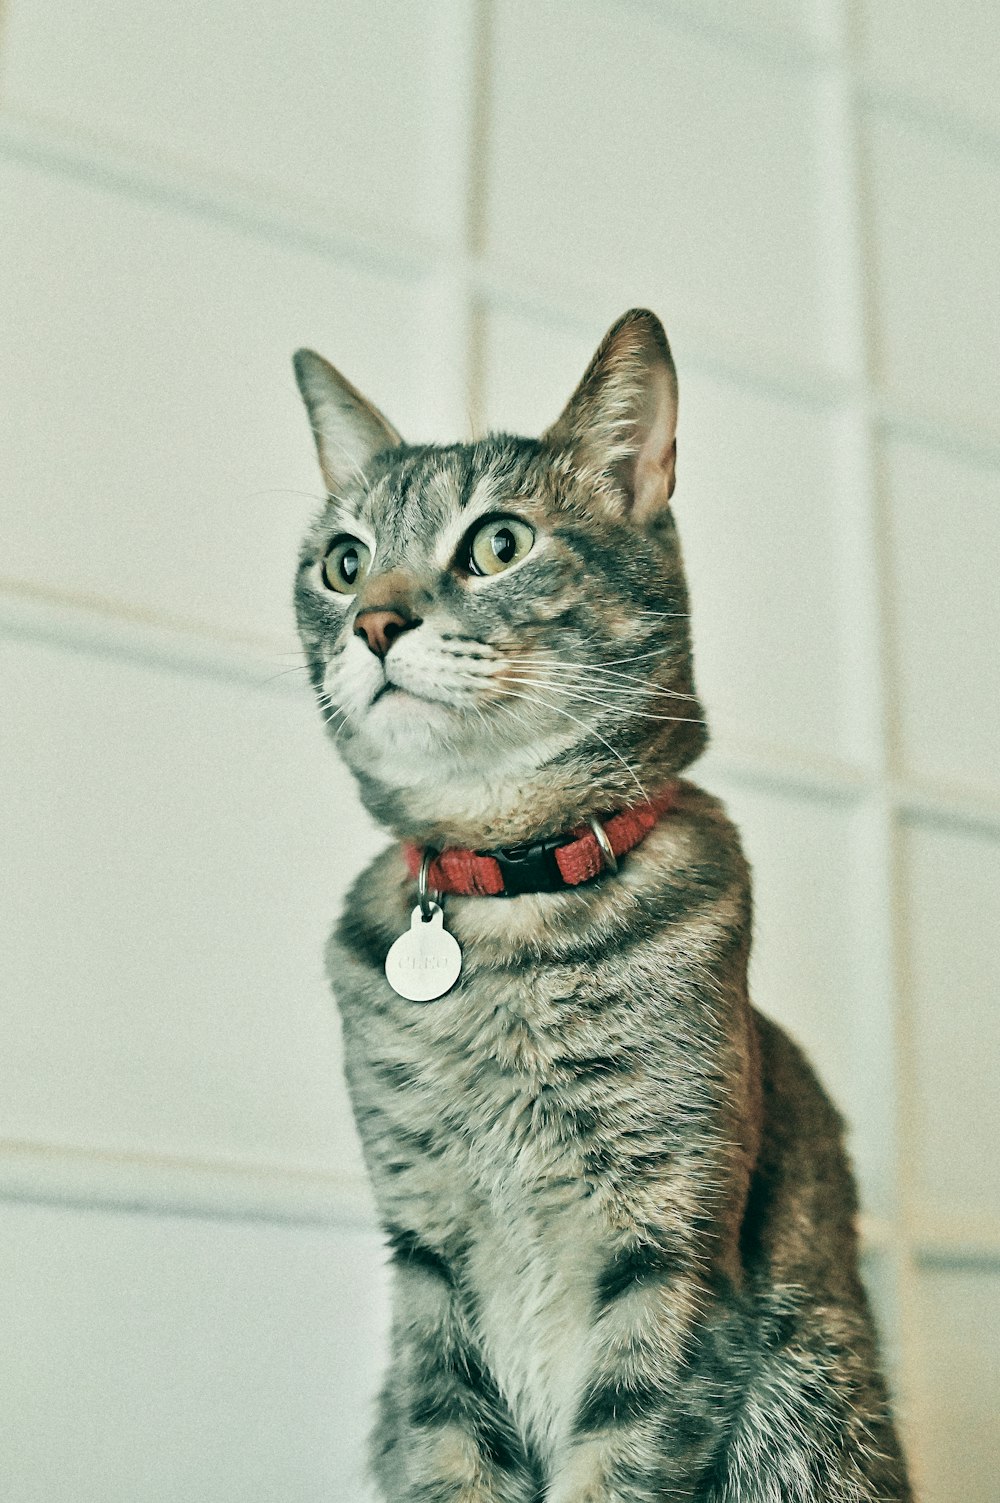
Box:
(385, 904, 463, 1003)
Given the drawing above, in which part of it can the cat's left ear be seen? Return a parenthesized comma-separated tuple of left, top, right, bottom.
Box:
(293, 348, 403, 496)
(542, 308, 678, 525)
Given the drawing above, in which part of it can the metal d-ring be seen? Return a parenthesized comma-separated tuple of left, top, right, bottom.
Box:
(418, 848, 442, 920)
(588, 816, 619, 874)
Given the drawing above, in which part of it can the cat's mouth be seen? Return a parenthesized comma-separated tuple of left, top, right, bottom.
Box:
(368, 655, 474, 713)
(369, 678, 452, 713)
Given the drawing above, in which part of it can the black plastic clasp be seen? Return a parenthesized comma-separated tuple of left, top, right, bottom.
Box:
(490, 835, 570, 896)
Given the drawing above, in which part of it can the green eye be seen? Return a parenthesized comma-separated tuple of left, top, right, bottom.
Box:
(465, 516, 535, 577)
(322, 536, 371, 594)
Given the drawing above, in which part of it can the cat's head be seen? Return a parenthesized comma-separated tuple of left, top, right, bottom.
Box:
(292, 309, 707, 846)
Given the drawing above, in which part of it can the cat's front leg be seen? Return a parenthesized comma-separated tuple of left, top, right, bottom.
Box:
(543, 1264, 733, 1503)
(545, 1291, 912, 1503)
(544, 1410, 715, 1503)
(374, 1228, 539, 1503)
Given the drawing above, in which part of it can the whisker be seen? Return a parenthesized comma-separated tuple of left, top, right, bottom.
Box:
(501, 674, 706, 727)
(509, 669, 655, 702)
(498, 640, 679, 671)
(587, 644, 680, 668)
(316, 689, 351, 742)
(528, 660, 694, 699)
(245, 486, 329, 505)
(491, 684, 648, 799)
(260, 663, 311, 686)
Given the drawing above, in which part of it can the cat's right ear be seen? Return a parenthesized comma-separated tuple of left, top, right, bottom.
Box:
(292, 349, 402, 496)
(542, 309, 678, 526)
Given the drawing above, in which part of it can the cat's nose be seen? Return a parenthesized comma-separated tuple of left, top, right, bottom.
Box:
(354, 608, 418, 658)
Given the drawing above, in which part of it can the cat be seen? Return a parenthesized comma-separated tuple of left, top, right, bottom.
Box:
(291, 310, 912, 1502)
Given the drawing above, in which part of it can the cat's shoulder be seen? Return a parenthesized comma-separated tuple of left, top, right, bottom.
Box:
(647, 778, 751, 889)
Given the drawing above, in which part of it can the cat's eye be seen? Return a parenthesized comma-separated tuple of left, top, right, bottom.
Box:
(323, 536, 371, 594)
(464, 516, 535, 577)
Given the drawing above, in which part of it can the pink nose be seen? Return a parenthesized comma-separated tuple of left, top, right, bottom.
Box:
(354, 608, 414, 658)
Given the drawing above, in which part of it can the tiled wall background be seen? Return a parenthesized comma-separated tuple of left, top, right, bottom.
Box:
(1, 2, 997, 1499)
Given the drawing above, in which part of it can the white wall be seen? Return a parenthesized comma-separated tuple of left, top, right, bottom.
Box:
(1, 3, 998, 1499)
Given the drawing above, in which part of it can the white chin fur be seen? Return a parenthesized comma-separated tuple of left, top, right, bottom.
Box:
(323, 629, 579, 792)
(349, 697, 571, 791)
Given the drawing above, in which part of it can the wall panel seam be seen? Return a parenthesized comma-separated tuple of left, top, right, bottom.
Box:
(0, 110, 437, 280)
(0, 1137, 375, 1230)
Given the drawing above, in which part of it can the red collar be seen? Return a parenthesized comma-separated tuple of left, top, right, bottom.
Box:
(403, 784, 679, 898)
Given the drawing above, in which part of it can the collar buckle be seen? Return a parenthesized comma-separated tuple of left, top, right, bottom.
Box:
(491, 834, 569, 896)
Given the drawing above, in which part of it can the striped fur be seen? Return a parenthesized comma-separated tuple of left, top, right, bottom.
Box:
(292, 311, 912, 1501)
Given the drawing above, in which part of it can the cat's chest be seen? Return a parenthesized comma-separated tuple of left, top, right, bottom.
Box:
(339, 961, 608, 1451)
(467, 1186, 604, 1460)
(338, 929, 644, 1453)
(385, 958, 598, 1168)
(354, 966, 608, 1458)
(343, 940, 610, 1214)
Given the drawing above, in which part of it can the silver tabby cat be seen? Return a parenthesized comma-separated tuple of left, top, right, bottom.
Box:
(292, 311, 912, 1502)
